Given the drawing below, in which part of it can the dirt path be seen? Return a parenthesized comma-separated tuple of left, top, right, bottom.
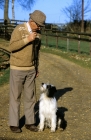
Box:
(0, 52, 91, 140)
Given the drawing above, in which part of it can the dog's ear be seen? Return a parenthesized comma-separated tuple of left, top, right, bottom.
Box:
(47, 85, 57, 93)
(41, 83, 44, 85)
(52, 86, 57, 93)
(47, 85, 51, 89)
(49, 86, 57, 97)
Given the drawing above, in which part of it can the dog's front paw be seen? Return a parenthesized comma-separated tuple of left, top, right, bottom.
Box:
(51, 129, 56, 133)
(38, 123, 44, 132)
(38, 128, 44, 132)
(38, 126, 44, 132)
(59, 127, 64, 131)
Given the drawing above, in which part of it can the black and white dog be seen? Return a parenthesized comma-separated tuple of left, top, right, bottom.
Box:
(39, 83, 61, 132)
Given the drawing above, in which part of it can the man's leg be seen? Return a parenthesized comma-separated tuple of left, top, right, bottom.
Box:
(23, 69, 36, 125)
(9, 69, 24, 126)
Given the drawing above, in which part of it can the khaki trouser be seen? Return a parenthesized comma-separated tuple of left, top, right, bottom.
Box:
(9, 69, 36, 126)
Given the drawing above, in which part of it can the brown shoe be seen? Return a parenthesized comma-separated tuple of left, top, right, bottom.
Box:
(25, 124, 38, 132)
(10, 126, 22, 133)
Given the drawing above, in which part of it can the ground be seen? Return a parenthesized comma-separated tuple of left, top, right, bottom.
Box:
(0, 52, 91, 140)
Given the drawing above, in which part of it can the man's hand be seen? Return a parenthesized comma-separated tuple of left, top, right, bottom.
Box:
(27, 32, 37, 42)
(35, 71, 39, 78)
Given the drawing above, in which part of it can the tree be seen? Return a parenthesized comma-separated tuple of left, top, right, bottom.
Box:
(0, 0, 36, 22)
(62, 0, 91, 23)
(17, 0, 35, 10)
(11, 0, 35, 21)
(62, 0, 91, 32)
(81, 0, 84, 32)
(12, 0, 15, 21)
(4, 0, 10, 23)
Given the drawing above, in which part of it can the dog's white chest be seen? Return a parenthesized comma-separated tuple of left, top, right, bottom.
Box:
(39, 94, 57, 118)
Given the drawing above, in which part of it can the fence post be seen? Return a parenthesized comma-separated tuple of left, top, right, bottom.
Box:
(67, 33, 69, 52)
(89, 36, 91, 56)
(56, 31, 58, 48)
(4, 19, 8, 39)
(45, 30, 48, 47)
(78, 35, 80, 54)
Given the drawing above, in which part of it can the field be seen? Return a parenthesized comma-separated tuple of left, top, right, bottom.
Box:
(41, 35, 91, 55)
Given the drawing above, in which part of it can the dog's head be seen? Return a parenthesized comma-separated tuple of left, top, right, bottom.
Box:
(40, 83, 57, 98)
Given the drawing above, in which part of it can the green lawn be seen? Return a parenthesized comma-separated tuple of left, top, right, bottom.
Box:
(41, 35, 90, 55)
(0, 68, 10, 86)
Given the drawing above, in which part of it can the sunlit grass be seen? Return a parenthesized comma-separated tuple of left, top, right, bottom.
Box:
(41, 46, 91, 69)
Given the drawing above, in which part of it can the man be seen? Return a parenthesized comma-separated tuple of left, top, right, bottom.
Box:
(8, 10, 46, 133)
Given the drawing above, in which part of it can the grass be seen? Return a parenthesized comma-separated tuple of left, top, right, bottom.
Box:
(41, 35, 91, 69)
(0, 38, 10, 86)
(0, 68, 10, 86)
(40, 46, 91, 70)
(41, 35, 90, 55)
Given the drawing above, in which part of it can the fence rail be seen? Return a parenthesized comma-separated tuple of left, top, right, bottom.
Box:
(0, 21, 91, 55)
(41, 29, 91, 55)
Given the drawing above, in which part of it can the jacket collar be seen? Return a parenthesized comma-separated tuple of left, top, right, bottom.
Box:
(26, 22, 32, 33)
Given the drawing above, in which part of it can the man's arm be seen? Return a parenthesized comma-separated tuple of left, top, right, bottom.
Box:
(9, 25, 37, 52)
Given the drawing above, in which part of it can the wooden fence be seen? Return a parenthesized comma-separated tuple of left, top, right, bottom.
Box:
(0, 20, 91, 55)
(0, 19, 27, 40)
(42, 29, 91, 55)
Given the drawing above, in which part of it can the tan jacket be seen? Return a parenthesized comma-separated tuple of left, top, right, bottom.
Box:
(9, 23, 41, 70)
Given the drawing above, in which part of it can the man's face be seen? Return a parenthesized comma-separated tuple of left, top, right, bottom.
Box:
(29, 20, 41, 32)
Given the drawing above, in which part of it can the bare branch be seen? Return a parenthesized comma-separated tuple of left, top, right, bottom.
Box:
(0, 0, 4, 9)
(17, 0, 36, 10)
(62, 0, 91, 22)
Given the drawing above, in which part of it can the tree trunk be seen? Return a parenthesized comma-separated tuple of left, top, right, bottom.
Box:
(81, 0, 84, 32)
(4, 0, 10, 23)
(12, 0, 15, 22)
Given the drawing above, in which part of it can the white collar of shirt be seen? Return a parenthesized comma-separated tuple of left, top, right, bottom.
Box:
(26, 22, 32, 33)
